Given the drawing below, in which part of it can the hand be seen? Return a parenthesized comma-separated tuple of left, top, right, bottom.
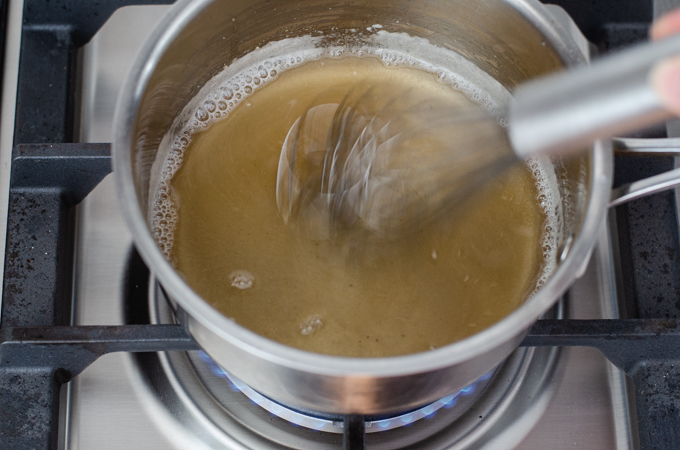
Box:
(651, 9, 680, 116)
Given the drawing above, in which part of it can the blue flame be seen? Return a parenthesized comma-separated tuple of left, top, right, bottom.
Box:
(400, 414, 414, 424)
(313, 419, 328, 429)
(195, 351, 495, 434)
(460, 383, 476, 396)
(440, 394, 456, 405)
(421, 405, 435, 417)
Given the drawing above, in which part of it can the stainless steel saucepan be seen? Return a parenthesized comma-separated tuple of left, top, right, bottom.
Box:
(112, 0, 680, 415)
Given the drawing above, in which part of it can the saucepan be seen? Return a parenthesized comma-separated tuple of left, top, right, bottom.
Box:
(112, 0, 680, 414)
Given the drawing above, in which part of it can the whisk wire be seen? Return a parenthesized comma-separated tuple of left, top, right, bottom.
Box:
(276, 87, 514, 237)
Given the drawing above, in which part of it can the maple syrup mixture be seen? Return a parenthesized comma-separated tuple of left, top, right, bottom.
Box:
(151, 35, 559, 357)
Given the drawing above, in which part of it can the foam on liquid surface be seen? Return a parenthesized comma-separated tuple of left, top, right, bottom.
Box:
(151, 32, 561, 357)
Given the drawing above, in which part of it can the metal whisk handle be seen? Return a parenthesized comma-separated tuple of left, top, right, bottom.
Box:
(509, 33, 680, 158)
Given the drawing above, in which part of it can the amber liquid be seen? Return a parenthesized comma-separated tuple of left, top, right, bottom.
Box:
(169, 57, 546, 357)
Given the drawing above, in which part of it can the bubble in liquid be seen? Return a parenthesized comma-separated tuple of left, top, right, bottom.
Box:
(244, 85, 253, 94)
(217, 100, 228, 111)
(203, 100, 216, 113)
(253, 77, 261, 85)
(270, 69, 277, 77)
(221, 87, 234, 100)
(195, 107, 209, 121)
(229, 270, 255, 290)
(300, 315, 323, 335)
(258, 65, 268, 78)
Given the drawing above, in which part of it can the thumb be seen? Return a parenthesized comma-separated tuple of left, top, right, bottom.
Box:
(651, 55, 680, 117)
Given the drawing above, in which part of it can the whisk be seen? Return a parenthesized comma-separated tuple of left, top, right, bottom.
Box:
(276, 34, 680, 237)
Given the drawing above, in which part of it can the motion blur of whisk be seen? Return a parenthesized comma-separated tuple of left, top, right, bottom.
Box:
(276, 86, 516, 239)
(275, 31, 680, 242)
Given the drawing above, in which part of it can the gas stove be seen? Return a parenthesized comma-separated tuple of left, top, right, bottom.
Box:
(1, 1, 680, 449)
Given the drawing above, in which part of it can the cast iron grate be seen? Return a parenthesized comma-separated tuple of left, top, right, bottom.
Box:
(1, 1, 678, 449)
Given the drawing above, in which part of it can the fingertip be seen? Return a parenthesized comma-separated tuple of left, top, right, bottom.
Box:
(651, 56, 680, 117)
(651, 8, 680, 40)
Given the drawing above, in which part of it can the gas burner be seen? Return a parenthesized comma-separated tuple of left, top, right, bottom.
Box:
(194, 350, 496, 434)
(128, 278, 565, 449)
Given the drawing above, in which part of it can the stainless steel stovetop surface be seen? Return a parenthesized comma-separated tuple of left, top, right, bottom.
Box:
(58, 5, 635, 449)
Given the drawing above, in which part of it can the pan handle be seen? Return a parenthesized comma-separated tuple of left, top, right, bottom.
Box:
(609, 137, 680, 207)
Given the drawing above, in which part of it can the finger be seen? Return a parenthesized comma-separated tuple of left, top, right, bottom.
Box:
(651, 8, 680, 40)
(651, 55, 680, 116)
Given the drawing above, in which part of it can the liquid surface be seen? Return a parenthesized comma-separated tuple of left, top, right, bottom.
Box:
(166, 56, 548, 357)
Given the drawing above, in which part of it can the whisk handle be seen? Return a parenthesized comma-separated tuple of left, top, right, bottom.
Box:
(509, 33, 680, 159)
